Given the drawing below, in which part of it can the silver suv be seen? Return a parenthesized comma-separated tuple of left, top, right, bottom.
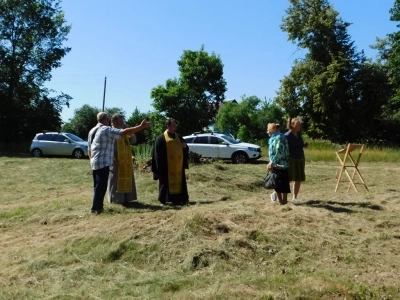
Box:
(183, 132, 261, 163)
(30, 132, 88, 159)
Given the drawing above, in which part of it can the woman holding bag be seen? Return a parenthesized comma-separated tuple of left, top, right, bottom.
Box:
(266, 123, 290, 205)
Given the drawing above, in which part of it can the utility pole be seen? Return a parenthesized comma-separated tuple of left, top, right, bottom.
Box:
(102, 76, 107, 111)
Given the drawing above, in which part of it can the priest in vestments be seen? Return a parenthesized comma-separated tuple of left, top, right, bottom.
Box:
(152, 118, 189, 205)
(108, 114, 137, 204)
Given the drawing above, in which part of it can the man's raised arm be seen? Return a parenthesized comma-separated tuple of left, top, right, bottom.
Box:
(122, 120, 151, 136)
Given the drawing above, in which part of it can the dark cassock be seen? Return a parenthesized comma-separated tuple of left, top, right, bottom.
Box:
(152, 130, 189, 205)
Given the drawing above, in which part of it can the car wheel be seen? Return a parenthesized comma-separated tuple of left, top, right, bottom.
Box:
(31, 148, 43, 158)
(232, 152, 248, 164)
(73, 149, 84, 159)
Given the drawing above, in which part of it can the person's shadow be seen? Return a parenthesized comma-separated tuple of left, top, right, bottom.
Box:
(300, 199, 384, 213)
(120, 201, 167, 211)
(120, 201, 194, 211)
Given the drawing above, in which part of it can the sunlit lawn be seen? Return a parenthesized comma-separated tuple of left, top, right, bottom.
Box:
(0, 146, 399, 299)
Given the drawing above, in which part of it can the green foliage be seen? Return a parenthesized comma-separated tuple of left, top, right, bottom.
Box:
(62, 104, 98, 138)
(132, 143, 152, 163)
(151, 45, 227, 136)
(215, 95, 284, 143)
(0, 0, 71, 144)
(61, 105, 124, 139)
(372, 0, 400, 121)
(0, 207, 29, 219)
(387, 1, 400, 95)
(131, 110, 169, 144)
(126, 107, 152, 144)
(276, 0, 391, 144)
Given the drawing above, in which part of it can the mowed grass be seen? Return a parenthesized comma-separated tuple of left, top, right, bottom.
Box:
(1, 145, 400, 299)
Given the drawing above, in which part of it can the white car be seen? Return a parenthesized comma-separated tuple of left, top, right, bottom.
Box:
(183, 132, 261, 163)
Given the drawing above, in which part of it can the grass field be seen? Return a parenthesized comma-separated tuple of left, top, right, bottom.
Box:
(1, 146, 400, 299)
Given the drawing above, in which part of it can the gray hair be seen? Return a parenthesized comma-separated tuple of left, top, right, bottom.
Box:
(97, 112, 109, 122)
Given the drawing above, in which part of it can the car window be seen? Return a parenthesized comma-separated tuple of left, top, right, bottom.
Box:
(193, 136, 209, 144)
(184, 137, 195, 143)
(64, 133, 84, 142)
(39, 134, 54, 141)
(210, 136, 225, 144)
(54, 134, 68, 142)
(221, 135, 240, 144)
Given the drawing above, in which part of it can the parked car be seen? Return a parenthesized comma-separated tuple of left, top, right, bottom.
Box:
(183, 132, 261, 163)
(30, 132, 88, 159)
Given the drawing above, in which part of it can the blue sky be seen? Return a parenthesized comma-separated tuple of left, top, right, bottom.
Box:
(47, 0, 397, 123)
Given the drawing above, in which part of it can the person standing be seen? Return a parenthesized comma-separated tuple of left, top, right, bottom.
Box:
(88, 112, 151, 214)
(107, 113, 138, 205)
(285, 117, 307, 204)
(266, 123, 290, 205)
(152, 118, 189, 206)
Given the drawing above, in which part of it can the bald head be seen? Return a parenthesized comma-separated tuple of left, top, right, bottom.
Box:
(97, 112, 109, 124)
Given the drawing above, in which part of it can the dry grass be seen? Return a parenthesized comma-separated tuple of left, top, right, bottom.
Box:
(0, 155, 400, 299)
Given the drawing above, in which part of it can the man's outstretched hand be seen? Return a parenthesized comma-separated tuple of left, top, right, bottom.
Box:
(140, 119, 152, 129)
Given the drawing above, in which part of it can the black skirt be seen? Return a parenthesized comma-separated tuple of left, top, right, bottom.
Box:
(273, 168, 291, 194)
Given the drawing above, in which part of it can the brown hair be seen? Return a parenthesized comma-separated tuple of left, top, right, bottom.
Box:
(165, 118, 176, 127)
(111, 113, 124, 125)
(287, 117, 302, 130)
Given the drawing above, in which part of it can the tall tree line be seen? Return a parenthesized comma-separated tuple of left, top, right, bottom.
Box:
(5, 0, 400, 149)
(275, 0, 394, 144)
(0, 0, 71, 146)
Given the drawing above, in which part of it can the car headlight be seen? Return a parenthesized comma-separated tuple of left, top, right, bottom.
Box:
(248, 147, 258, 151)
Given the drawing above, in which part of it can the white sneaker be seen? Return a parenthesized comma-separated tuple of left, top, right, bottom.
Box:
(292, 198, 301, 205)
(270, 193, 277, 202)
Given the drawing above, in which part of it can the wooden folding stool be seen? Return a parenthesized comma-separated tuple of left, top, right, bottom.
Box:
(335, 143, 369, 192)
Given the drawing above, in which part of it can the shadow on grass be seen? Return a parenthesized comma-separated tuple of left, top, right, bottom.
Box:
(189, 196, 232, 205)
(302, 199, 384, 213)
(211, 159, 267, 165)
(119, 201, 181, 211)
(249, 159, 269, 165)
(110, 195, 235, 212)
(326, 200, 384, 210)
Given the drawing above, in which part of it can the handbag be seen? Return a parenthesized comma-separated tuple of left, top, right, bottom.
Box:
(264, 170, 277, 189)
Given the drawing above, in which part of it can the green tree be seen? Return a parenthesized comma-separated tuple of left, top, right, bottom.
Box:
(62, 105, 124, 139)
(151, 45, 227, 136)
(62, 105, 98, 139)
(0, 0, 72, 144)
(147, 110, 169, 143)
(215, 95, 285, 144)
(126, 107, 152, 144)
(276, 0, 390, 144)
(373, 0, 400, 120)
